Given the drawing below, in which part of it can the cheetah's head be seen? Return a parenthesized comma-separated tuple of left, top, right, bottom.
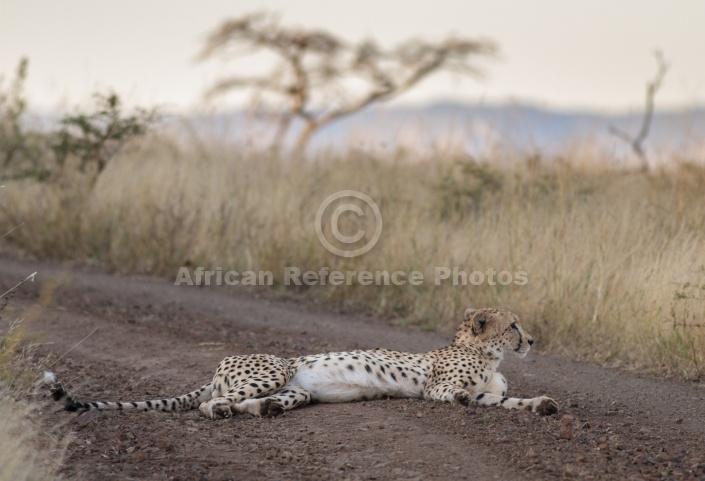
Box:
(452, 308, 534, 358)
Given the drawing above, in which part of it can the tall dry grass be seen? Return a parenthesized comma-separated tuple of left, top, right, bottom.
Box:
(1, 136, 704, 377)
(1, 185, 65, 480)
(0, 281, 65, 481)
(0, 393, 62, 481)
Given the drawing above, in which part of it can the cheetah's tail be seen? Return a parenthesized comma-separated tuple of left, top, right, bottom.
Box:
(43, 371, 213, 413)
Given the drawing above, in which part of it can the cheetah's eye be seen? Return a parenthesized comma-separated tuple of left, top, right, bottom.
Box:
(510, 322, 518, 330)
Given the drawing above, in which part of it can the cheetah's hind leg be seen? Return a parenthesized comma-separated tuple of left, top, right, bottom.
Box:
(199, 354, 294, 419)
(199, 379, 285, 419)
(232, 385, 312, 417)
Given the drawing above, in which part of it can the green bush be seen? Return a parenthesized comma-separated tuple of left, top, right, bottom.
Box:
(0, 58, 51, 181)
(53, 92, 159, 177)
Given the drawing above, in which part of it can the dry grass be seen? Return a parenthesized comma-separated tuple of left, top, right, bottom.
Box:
(0, 393, 63, 481)
(1, 136, 704, 378)
(1, 218, 64, 481)
(0, 339, 66, 481)
(0, 327, 65, 480)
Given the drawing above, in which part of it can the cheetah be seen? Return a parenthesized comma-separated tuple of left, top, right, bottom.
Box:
(45, 307, 559, 418)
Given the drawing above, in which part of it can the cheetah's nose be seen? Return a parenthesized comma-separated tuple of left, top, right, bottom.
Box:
(528, 338, 534, 346)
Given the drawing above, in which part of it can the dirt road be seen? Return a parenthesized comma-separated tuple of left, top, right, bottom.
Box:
(1, 255, 704, 480)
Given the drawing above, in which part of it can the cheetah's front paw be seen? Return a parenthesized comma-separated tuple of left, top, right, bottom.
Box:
(453, 391, 471, 407)
(199, 400, 233, 419)
(260, 398, 285, 417)
(533, 396, 559, 416)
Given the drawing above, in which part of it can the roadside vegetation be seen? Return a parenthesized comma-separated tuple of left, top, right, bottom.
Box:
(1, 53, 704, 382)
(1, 62, 68, 478)
(0, 261, 65, 481)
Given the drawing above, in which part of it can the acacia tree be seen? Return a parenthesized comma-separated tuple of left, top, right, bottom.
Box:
(199, 13, 496, 149)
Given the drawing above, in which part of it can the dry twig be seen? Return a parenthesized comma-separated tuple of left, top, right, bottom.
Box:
(609, 51, 669, 171)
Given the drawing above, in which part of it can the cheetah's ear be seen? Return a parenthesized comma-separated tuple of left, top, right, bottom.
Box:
(471, 313, 486, 335)
(464, 308, 477, 321)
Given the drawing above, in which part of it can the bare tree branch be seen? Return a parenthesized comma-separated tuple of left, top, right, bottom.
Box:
(609, 51, 669, 171)
(205, 77, 288, 97)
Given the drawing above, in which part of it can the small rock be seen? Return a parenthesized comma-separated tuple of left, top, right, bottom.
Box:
(675, 418, 684, 424)
(564, 464, 579, 477)
(527, 447, 537, 458)
(598, 443, 608, 450)
(656, 452, 673, 462)
(76, 411, 102, 426)
(416, 412, 424, 418)
(558, 427, 573, 440)
(126, 446, 136, 454)
(609, 434, 623, 445)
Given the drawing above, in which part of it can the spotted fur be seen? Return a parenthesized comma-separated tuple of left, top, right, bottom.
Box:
(46, 307, 558, 419)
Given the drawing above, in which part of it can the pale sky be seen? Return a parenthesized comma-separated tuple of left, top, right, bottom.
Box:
(1, 0, 704, 113)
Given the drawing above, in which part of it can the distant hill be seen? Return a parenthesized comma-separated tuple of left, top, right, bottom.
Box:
(182, 102, 705, 158)
(29, 102, 704, 159)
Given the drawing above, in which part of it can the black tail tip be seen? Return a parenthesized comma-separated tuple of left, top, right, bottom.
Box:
(51, 386, 67, 401)
(65, 401, 82, 412)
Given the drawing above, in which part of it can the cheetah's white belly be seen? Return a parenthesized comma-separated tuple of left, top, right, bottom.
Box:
(290, 363, 424, 403)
